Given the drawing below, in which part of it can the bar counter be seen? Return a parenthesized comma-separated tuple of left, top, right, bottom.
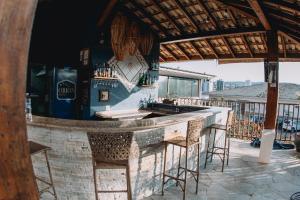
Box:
(27, 105, 229, 200)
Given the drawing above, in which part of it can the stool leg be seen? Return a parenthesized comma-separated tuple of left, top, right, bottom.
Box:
(183, 148, 188, 200)
(210, 129, 217, 163)
(162, 143, 168, 196)
(227, 133, 230, 166)
(222, 132, 228, 172)
(92, 161, 99, 200)
(126, 165, 132, 200)
(44, 151, 57, 200)
(176, 147, 182, 187)
(195, 143, 200, 194)
(204, 128, 212, 169)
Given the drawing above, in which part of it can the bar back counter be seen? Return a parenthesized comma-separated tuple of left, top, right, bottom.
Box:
(27, 104, 229, 200)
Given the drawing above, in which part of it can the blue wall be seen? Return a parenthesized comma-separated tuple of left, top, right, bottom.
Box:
(86, 42, 160, 119)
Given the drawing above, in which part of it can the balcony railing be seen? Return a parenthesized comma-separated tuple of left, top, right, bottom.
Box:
(158, 97, 300, 142)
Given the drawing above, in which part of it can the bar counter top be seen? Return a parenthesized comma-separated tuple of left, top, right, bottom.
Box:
(27, 104, 225, 133)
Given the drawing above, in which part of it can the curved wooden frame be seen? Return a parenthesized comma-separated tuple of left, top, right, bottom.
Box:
(0, 0, 39, 199)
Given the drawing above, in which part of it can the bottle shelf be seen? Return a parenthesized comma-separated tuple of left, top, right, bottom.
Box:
(93, 77, 118, 80)
(140, 84, 156, 88)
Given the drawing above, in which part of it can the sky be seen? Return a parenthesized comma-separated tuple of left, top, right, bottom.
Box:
(162, 60, 300, 84)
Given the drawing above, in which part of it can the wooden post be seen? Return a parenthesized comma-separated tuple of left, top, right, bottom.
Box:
(0, 0, 39, 199)
(264, 31, 279, 129)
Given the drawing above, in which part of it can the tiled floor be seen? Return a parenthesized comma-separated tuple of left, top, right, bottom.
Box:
(144, 139, 300, 200)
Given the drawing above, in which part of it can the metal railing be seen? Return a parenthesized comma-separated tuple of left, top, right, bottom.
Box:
(158, 97, 300, 142)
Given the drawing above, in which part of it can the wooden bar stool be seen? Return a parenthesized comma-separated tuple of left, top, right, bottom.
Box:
(29, 141, 57, 199)
(204, 110, 234, 172)
(162, 118, 203, 200)
(87, 132, 133, 200)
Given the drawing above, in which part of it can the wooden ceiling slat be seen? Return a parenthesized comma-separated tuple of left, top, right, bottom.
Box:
(174, 43, 190, 60)
(278, 31, 300, 45)
(161, 44, 178, 61)
(130, 1, 168, 36)
(161, 27, 265, 44)
(218, 1, 258, 22)
(150, 0, 181, 33)
(247, 0, 271, 30)
(241, 35, 254, 57)
(205, 39, 218, 59)
(280, 34, 287, 58)
(264, 0, 300, 15)
(189, 41, 204, 59)
(195, 0, 217, 28)
(173, 0, 199, 31)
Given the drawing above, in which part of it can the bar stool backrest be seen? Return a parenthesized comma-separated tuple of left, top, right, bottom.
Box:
(226, 110, 234, 130)
(87, 132, 133, 162)
(186, 118, 203, 146)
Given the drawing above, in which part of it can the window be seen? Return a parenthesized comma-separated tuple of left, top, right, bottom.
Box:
(159, 76, 199, 98)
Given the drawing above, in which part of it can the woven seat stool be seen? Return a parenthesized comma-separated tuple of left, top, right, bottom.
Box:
(88, 132, 133, 200)
(161, 118, 203, 200)
(29, 141, 57, 199)
(204, 110, 234, 172)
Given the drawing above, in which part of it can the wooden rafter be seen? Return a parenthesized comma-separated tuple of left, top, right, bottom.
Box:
(150, 0, 181, 33)
(174, 43, 190, 60)
(247, 0, 271, 30)
(97, 0, 118, 27)
(195, 0, 217, 28)
(263, 0, 300, 14)
(161, 27, 265, 43)
(278, 30, 300, 45)
(218, 0, 259, 22)
(280, 34, 287, 58)
(161, 44, 177, 61)
(130, 0, 168, 36)
(189, 41, 204, 59)
(241, 35, 254, 57)
(264, 5, 300, 25)
(173, 0, 199, 31)
(222, 37, 235, 57)
(205, 39, 218, 59)
(226, 5, 253, 57)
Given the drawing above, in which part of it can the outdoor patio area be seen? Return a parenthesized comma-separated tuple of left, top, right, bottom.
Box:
(145, 139, 300, 200)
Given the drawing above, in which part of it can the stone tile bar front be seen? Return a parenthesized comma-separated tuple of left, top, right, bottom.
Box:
(27, 105, 229, 200)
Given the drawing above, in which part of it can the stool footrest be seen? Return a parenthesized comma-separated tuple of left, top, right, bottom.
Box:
(98, 190, 128, 193)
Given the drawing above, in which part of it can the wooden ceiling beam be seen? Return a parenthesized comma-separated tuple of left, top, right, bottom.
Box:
(225, 6, 253, 58)
(263, 0, 300, 14)
(222, 37, 235, 58)
(247, 0, 271, 30)
(97, 0, 118, 27)
(150, 0, 181, 33)
(241, 35, 254, 58)
(161, 27, 265, 44)
(130, 1, 169, 36)
(195, 0, 217, 28)
(161, 44, 178, 61)
(174, 43, 190, 60)
(218, 1, 259, 22)
(173, 0, 199, 31)
(205, 39, 218, 59)
(278, 30, 300, 45)
(189, 41, 204, 59)
(280, 35, 287, 58)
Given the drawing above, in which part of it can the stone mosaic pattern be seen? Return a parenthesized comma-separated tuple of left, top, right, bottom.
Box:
(27, 109, 227, 200)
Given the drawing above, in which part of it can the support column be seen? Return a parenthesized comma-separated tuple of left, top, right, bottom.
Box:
(0, 0, 39, 199)
(258, 30, 279, 163)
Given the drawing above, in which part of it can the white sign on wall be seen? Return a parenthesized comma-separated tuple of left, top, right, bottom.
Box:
(107, 50, 149, 92)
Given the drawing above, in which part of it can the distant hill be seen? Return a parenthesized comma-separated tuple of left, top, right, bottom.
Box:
(209, 83, 300, 102)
